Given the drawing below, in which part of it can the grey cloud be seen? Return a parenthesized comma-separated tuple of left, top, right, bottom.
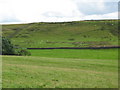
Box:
(0, 17, 21, 24)
(75, 2, 118, 15)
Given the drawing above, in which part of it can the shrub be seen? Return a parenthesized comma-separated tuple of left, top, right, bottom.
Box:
(2, 37, 15, 55)
(68, 38, 75, 41)
(2, 37, 31, 56)
(16, 49, 31, 56)
(101, 26, 105, 31)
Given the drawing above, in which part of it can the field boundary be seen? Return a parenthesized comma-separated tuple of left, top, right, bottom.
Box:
(27, 46, 120, 49)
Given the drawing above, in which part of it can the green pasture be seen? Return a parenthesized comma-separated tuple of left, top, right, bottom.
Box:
(29, 49, 118, 60)
(2, 49, 118, 88)
(2, 20, 119, 88)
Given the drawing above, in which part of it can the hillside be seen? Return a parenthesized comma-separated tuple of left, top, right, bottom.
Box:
(2, 20, 119, 48)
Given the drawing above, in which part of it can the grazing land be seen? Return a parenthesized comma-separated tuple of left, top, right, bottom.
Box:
(2, 20, 119, 88)
(2, 49, 118, 88)
(29, 49, 118, 60)
(2, 20, 119, 48)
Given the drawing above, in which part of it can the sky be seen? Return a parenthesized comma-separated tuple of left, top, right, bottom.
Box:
(0, 0, 119, 24)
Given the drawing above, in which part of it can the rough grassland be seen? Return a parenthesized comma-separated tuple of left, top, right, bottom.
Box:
(2, 49, 118, 88)
(2, 20, 119, 48)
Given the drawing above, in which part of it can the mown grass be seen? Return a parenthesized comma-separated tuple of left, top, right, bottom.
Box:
(2, 49, 118, 88)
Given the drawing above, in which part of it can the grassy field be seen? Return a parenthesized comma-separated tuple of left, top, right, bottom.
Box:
(2, 20, 119, 48)
(2, 20, 119, 88)
(29, 49, 118, 60)
(2, 49, 118, 88)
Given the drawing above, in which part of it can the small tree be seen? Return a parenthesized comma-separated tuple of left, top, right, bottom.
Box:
(2, 37, 31, 56)
(2, 37, 15, 55)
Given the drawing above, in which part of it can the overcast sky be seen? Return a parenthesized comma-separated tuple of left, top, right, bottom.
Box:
(0, 0, 119, 24)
